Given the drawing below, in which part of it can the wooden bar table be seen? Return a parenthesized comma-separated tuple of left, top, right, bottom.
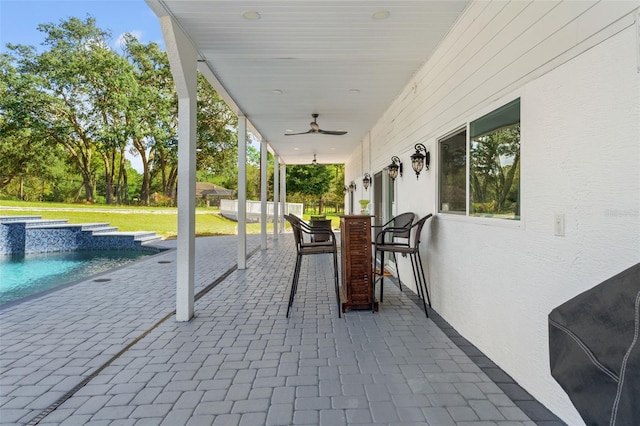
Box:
(339, 215, 378, 312)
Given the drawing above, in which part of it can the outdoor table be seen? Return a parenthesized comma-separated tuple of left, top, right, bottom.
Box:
(339, 215, 378, 312)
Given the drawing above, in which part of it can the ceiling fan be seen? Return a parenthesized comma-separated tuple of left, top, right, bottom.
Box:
(285, 113, 347, 136)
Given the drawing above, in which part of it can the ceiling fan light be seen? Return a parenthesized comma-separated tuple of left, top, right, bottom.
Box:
(372, 10, 390, 20)
(242, 11, 260, 20)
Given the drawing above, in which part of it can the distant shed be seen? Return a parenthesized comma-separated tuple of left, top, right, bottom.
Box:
(195, 182, 234, 207)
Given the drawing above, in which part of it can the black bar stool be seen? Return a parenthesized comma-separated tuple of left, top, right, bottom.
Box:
(373, 214, 433, 317)
(284, 214, 341, 318)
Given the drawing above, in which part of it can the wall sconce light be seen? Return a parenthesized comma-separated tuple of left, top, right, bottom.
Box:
(410, 143, 430, 179)
(387, 156, 403, 181)
(362, 173, 371, 190)
(348, 181, 356, 193)
(343, 185, 348, 194)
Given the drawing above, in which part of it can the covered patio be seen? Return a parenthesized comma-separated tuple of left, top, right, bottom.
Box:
(0, 235, 561, 425)
(138, 2, 640, 425)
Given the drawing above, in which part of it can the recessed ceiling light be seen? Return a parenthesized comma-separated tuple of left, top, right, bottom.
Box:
(372, 10, 390, 20)
(348, 89, 360, 95)
(293, 147, 299, 150)
(286, 129, 294, 133)
(242, 11, 261, 20)
(330, 148, 336, 151)
(272, 89, 283, 95)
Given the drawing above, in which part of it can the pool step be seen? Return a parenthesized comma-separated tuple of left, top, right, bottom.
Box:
(25, 219, 70, 227)
(79, 223, 112, 231)
(136, 234, 163, 245)
(93, 231, 162, 245)
(28, 221, 98, 230)
(1, 216, 72, 228)
(0, 216, 43, 223)
(1, 217, 163, 255)
(91, 227, 119, 234)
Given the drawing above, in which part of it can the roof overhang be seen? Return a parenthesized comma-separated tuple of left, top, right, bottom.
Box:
(145, 0, 470, 165)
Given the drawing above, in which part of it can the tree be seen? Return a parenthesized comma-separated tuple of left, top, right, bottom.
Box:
(324, 164, 345, 213)
(470, 124, 520, 215)
(124, 40, 239, 204)
(0, 58, 45, 191)
(286, 164, 334, 214)
(2, 17, 136, 203)
(197, 74, 238, 177)
(2, 16, 242, 205)
(121, 34, 177, 204)
(194, 74, 246, 200)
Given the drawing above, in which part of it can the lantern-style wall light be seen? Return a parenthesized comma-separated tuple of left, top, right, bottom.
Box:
(362, 173, 371, 190)
(343, 185, 349, 194)
(410, 143, 430, 179)
(348, 181, 356, 193)
(387, 156, 403, 181)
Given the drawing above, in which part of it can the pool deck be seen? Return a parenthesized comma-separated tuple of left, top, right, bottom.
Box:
(0, 234, 564, 425)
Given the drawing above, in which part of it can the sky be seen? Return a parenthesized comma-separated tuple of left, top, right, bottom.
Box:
(0, 0, 164, 53)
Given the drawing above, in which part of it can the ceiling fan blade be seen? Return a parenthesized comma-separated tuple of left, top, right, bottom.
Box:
(319, 130, 347, 135)
(285, 114, 348, 136)
(284, 130, 313, 136)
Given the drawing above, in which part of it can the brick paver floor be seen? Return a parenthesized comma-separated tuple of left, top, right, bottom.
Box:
(1, 234, 563, 425)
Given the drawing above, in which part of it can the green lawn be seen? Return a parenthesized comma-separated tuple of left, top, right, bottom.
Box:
(0, 200, 273, 239)
(0, 200, 347, 239)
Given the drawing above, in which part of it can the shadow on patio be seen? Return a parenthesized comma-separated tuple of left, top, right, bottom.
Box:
(0, 234, 562, 425)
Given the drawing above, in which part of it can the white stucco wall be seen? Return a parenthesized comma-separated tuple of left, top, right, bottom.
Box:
(345, 2, 640, 424)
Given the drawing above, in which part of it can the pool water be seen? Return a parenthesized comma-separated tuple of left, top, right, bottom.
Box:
(0, 250, 153, 305)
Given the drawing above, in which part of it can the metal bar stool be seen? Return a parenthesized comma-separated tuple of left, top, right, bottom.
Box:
(373, 214, 433, 317)
(284, 214, 341, 318)
(372, 212, 416, 303)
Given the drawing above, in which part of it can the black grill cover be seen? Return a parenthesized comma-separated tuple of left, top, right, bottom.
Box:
(549, 263, 640, 426)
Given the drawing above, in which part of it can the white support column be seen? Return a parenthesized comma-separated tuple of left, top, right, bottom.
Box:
(160, 16, 197, 322)
(273, 155, 280, 240)
(260, 138, 268, 250)
(237, 116, 247, 269)
(280, 163, 286, 232)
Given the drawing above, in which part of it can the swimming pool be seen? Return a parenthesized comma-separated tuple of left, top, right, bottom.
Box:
(0, 250, 154, 305)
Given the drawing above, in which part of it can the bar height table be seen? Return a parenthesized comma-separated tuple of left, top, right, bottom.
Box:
(339, 215, 378, 312)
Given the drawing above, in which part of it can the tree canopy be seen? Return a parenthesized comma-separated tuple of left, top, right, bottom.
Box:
(286, 163, 339, 214)
(470, 124, 520, 216)
(0, 16, 241, 205)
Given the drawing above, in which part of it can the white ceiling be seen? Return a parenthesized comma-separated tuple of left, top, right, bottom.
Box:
(147, 0, 470, 165)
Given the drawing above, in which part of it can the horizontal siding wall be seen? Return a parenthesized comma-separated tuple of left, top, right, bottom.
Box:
(347, 1, 640, 424)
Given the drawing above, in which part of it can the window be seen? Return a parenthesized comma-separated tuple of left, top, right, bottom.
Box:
(439, 98, 521, 220)
(439, 130, 467, 214)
